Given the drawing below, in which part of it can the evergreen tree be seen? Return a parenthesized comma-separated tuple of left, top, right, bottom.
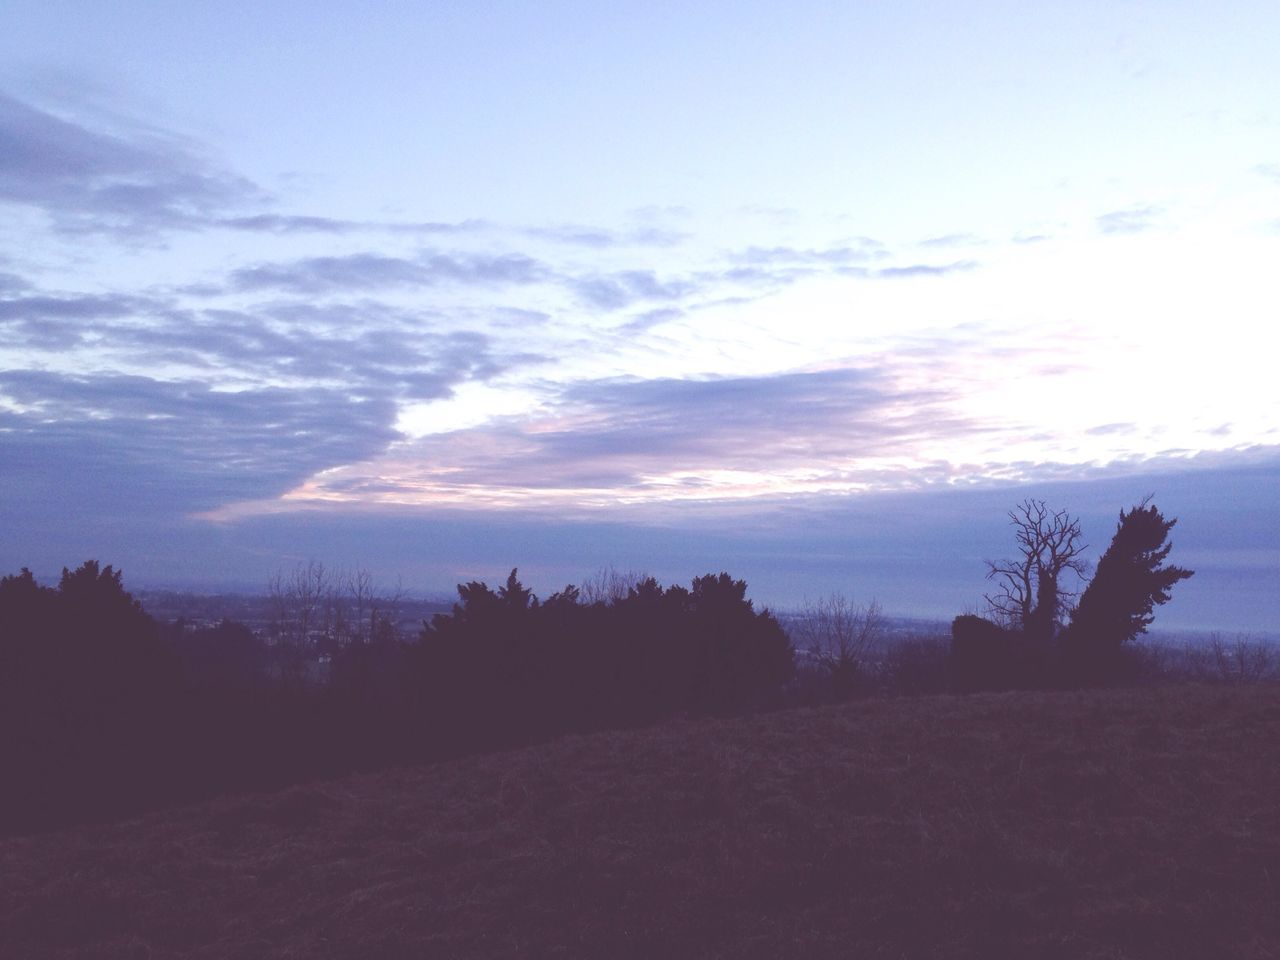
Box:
(1064, 499, 1193, 677)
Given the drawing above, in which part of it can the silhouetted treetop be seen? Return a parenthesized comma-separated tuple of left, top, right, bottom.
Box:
(1068, 499, 1194, 649)
(959, 497, 1193, 688)
(984, 499, 1087, 635)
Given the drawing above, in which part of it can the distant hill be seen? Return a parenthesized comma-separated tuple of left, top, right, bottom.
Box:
(3, 683, 1277, 959)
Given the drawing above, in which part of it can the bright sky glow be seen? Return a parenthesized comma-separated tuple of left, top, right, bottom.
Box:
(1, 1, 1277, 626)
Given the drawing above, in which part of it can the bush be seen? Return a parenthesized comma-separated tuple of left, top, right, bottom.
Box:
(880, 635, 953, 696)
(949, 614, 1049, 691)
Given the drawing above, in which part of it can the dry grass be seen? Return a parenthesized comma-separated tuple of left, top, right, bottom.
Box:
(2, 683, 1278, 959)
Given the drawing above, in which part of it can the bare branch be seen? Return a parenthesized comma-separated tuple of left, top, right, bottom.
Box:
(579, 566, 647, 606)
(984, 498, 1088, 631)
(793, 593, 883, 695)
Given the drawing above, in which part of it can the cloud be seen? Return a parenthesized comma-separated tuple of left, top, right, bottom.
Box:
(1086, 422, 1136, 436)
(0, 271, 31, 294)
(919, 233, 984, 249)
(570, 270, 697, 310)
(0, 292, 153, 321)
(226, 251, 548, 295)
(0, 264, 553, 529)
(525, 224, 621, 248)
(0, 90, 261, 234)
(1, 244, 552, 432)
(728, 244, 883, 267)
(700, 245, 881, 288)
(1096, 204, 1163, 235)
(217, 216, 686, 248)
(876, 260, 978, 279)
(218, 214, 490, 236)
(228, 254, 431, 294)
(1255, 163, 1280, 185)
(617, 307, 684, 334)
(11, 295, 522, 402)
(0, 370, 402, 516)
(218, 214, 367, 234)
(523, 223, 688, 248)
(298, 366, 978, 504)
(0, 292, 163, 349)
(554, 369, 958, 460)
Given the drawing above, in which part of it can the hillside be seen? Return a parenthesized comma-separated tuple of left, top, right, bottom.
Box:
(2, 684, 1278, 959)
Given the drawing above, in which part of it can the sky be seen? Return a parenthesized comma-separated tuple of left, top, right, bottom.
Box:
(1, 1, 1278, 630)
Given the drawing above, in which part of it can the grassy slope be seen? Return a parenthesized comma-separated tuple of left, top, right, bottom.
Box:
(2, 683, 1278, 960)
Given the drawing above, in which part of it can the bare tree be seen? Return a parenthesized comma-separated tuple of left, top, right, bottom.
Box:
(346, 569, 403, 644)
(985, 499, 1088, 636)
(1207, 633, 1275, 683)
(268, 560, 329, 647)
(579, 566, 647, 606)
(346, 567, 375, 641)
(272, 564, 403, 649)
(792, 593, 884, 698)
(267, 562, 405, 685)
(266, 560, 331, 686)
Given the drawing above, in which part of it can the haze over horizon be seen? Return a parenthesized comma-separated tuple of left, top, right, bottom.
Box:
(2, 2, 1277, 630)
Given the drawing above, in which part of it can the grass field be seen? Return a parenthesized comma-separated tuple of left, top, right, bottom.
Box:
(2, 683, 1278, 959)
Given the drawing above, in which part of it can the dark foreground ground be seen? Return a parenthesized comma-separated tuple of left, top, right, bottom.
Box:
(2, 683, 1278, 959)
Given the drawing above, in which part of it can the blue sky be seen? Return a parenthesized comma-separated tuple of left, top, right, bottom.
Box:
(2, 2, 1277, 629)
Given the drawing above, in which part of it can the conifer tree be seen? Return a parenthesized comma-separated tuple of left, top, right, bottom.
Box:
(1064, 499, 1193, 674)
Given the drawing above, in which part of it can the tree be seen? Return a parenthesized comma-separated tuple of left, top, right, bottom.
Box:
(0, 562, 179, 830)
(687, 573, 795, 713)
(52, 561, 166, 694)
(1065, 498, 1193, 672)
(317, 567, 403, 647)
(984, 499, 1088, 638)
(268, 560, 329, 649)
(578, 566, 647, 606)
(792, 594, 883, 699)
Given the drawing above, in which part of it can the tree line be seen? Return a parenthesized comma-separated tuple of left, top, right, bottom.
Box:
(0, 496, 1200, 834)
(0, 564, 792, 833)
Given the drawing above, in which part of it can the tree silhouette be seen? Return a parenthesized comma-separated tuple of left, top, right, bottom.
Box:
(1063, 499, 1193, 679)
(984, 499, 1088, 637)
(793, 594, 883, 700)
(0, 562, 181, 830)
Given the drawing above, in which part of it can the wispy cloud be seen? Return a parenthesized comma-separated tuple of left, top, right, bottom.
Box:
(1255, 163, 1280, 185)
(1086, 422, 1136, 437)
(226, 251, 549, 295)
(0, 91, 261, 234)
(570, 269, 696, 310)
(728, 242, 884, 266)
(617, 307, 684, 334)
(0, 292, 154, 321)
(678, 244, 880, 290)
(1096, 204, 1163, 235)
(918, 233, 984, 249)
(218, 216, 686, 248)
(876, 260, 978, 278)
(218, 213, 491, 236)
(1, 287, 530, 402)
